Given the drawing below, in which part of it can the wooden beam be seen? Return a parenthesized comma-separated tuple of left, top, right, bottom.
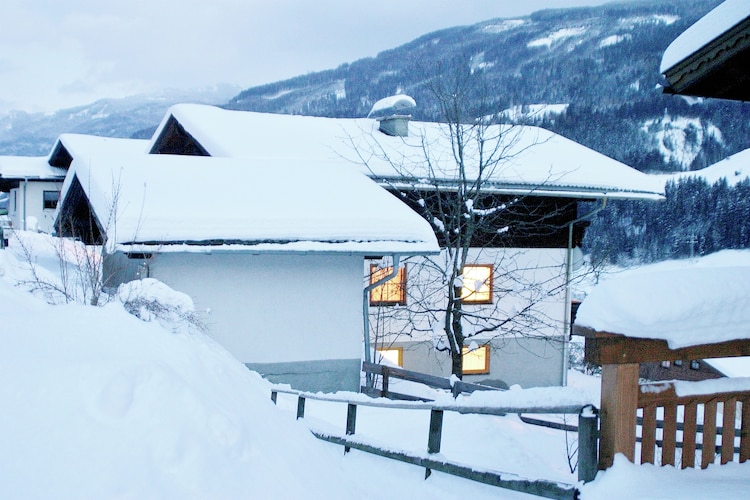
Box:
(599, 363, 639, 469)
(583, 333, 750, 366)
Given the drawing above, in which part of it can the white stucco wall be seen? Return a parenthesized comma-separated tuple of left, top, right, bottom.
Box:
(149, 252, 364, 365)
(8, 181, 62, 233)
(368, 247, 570, 387)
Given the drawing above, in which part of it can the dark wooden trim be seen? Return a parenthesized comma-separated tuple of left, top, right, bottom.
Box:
(576, 328, 750, 365)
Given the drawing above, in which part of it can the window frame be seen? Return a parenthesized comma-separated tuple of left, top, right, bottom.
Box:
(460, 264, 493, 304)
(369, 264, 407, 306)
(43, 190, 60, 210)
(462, 345, 490, 375)
(376, 346, 403, 367)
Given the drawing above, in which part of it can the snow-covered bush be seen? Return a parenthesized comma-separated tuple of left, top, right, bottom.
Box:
(117, 278, 205, 334)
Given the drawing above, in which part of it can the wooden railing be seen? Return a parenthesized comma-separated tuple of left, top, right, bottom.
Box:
(361, 361, 507, 400)
(637, 381, 750, 468)
(270, 386, 599, 499)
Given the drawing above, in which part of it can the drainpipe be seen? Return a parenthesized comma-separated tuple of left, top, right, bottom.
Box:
(363, 254, 401, 388)
(22, 178, 28, 231)
(562, 198, 607, 386)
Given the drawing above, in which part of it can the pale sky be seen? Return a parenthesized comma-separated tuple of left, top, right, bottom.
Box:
(0, 0, 611, 114)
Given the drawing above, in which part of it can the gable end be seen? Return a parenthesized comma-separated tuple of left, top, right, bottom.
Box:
(56, 175, 105, 245)
(149, 115, 210, 156)
(48, 142, 74, 168)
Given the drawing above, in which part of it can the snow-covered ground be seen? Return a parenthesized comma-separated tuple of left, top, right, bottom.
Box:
(1, 231, 749, 499)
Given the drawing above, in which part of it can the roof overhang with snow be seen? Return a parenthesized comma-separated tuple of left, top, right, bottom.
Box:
(56, 152, 439, 256)
(149, 104, 665, 202)
(0, 156, 66, 181)
(661, 0, 750, 101)
(574, 251, 750, 364)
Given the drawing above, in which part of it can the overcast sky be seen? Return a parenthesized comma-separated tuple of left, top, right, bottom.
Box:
(0, 0, 612, 114)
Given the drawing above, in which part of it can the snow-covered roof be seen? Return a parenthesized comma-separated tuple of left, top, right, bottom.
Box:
(575, 250, 750, 349)
(150, 104, 664, 201)
(0, 155, 65, 180)
(61, 152, 439, 255)
(660, 0, 750, 74)
(54, 134, 149, 159)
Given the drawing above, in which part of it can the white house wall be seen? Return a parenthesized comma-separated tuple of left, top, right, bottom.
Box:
(8, 181, 61, 233)
(368, 247, 569, 387)
(148, 252, 364, 392)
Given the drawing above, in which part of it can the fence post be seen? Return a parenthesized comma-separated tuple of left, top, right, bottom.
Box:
(345, 403, 357, 453)
(578, 405, 599, 483)
(425, 409, 444, 478)
(382, 366, 390, 398)
(296, 396, 306, 420)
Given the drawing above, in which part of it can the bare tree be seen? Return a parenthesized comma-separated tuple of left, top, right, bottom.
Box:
(357, 63, 580, 380)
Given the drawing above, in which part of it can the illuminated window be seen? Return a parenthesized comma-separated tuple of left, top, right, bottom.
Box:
(461, 265, 493, 304)
(376, 347, 403, 367)
(462, 345, 490, 374)
(43, 191, 60, 210)
(369, 265, 406, 306)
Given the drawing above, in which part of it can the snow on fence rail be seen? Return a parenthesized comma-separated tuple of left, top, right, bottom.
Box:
(637, 380, 750, 468)
(269, 386, 599, 500)
(360, 361, 506, 400)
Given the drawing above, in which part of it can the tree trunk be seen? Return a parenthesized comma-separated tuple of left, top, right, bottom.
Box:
(450, 285, 464, 378)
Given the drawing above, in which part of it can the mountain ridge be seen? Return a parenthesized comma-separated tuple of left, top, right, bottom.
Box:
(2, 0, 748, 175)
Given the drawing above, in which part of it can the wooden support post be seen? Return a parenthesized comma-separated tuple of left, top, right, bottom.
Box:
(702, 400, 718, 469)
(425, 409, 444, 479)
(271, 391, 277, 405)
(721, 398, 737, 465)
(578, 405, 599, 483)
(640, 405, 656, 464)
(296, 396, 306, 420)
(682, 401, 698, 469)
(599, 363, 639, 469)
(345, 403, 357, 454)
(662, 404, 677, 466)
(382, 366, 390, 398)
(741, 399, 750, 463)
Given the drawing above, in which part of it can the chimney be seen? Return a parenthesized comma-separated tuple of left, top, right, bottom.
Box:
(367, 95, 416, 137)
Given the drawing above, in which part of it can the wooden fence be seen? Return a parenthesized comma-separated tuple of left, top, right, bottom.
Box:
(637, 381, 750, 468)
(270, 386, 598, 500)
(361, 361, 507, 400)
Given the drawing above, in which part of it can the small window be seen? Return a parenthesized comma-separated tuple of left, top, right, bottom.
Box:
(43, 191, 60, 210)
(660, 360, 671, 368)
(690, 360, 701, 370)
(376, 347, 403, 367)
(461, 265, 493, 304)
(674, 360, 683, 367)
(462, 345, 490, 375)
(369, 265, 406, 306)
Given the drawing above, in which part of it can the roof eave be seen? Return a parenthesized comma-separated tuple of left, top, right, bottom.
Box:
(662, 15, 750, 101)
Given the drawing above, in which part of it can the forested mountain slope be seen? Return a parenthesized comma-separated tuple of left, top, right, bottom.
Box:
(227, 0, 747, 173)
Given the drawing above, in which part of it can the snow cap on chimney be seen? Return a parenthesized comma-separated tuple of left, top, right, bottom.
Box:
(368, 94, 416, 137)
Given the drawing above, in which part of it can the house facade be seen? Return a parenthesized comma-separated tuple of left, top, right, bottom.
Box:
(55, 146, 438, 393)
(0, 156, 66, 233)
(140, 102, 663, 388)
